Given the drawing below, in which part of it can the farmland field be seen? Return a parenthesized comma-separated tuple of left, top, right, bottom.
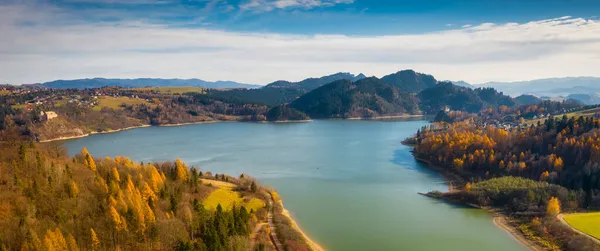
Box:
(131, 86, 205, 94)
(563, 212, 600, 239)
(93, 96, 151, 111)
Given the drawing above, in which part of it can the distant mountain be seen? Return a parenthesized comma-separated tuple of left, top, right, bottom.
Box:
(479, 77, 600, 97)
(566, 94, 600, 105)
(38, 78, 261, 89)
(515, 94, 543, 105)
(449, 81, 473, 89)
(418, 82, 516, 114)
(380, 70, 437, 93)
(289, 77, 419, 118)
(264, 72, 366, 91)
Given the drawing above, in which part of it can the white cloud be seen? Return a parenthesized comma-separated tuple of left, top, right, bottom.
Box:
(240, 0, 353, 12)
(0, 3, 599, 85)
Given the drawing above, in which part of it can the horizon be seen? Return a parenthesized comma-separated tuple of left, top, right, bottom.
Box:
(8, 72, 600, 87)
(1, 0, 600, 85)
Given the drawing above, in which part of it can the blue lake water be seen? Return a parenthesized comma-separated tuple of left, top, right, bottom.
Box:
(64, 119, 526, 251)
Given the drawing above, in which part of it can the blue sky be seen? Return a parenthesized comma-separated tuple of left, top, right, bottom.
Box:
(47, 0, 600, 34)
(1, 0, 600, 84)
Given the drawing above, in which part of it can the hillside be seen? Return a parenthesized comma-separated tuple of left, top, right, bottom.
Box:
(289, 77, 419, 118)
(0, 140, 314, 251)
(380, 70, 437, 93)
(479, 77, 600, 97)
(264, 72, 366, 91)
(515, 94, 543, 105)
(37, 78, 261, 89)
(418, 82, 516, 114)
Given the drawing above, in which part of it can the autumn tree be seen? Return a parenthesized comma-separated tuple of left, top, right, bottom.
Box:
(547, 197, 561, 217)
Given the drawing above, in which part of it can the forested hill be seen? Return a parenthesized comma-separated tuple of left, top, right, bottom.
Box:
(381, 70, 437, 93)
(36, 78, 261, 89)
(0, 139, 313, 250)
(288, 77, 420, 118)
(418, 82, 516, 113)
(264, 72, 366, 91)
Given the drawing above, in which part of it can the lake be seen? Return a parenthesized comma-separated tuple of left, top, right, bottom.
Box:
(64, 119, 526, 251)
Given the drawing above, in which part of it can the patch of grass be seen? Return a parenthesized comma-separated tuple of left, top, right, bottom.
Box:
(53, 100, 67, 107)
(245, 198, 266, 212)
(201, 179, 237, 188)
(204, 188, 244, 211)
(563, 212, 600, 239)
(11, 104, 27, 110)
(131, 86, 205, 94)
(94, 96, 150, 111)
(201, 179, 266, 212)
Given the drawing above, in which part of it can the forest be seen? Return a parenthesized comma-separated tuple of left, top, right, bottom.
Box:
(409, 112, 600, 250)
(0, 133, 311, 251)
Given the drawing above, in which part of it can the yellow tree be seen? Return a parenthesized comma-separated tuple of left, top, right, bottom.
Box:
(175, 158, 188, 181)
(110, 167, 121, 183)
(43, 228, 68, 251)
(85, 153, 97, 172)
(90, 228, 100, 250)
(547, 197, 561, 217)
(540, 171, 550, 181)
(554, 157, 564, 172)
(66, 234, 79, 251)
(464, 183, 472, 192)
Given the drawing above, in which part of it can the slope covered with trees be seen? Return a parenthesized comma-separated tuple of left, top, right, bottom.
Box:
(412, 115, 600, 207)
(0, 138, 311, 251)
(380, 70, 437, 93)
(289, 77, 419, 118)
(264, 72, 366, 92)
(418, 82, 516, 114)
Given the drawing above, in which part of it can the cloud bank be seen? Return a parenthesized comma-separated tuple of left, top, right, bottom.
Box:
(1, 2, 599, 85)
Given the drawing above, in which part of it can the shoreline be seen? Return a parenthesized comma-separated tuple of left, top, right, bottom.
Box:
(39, 124, 151, 143)
(39, 115, 426, 143)
(409, 148, 540, 250)
(345, 114, 425, 120)
(492, 214, 544, 251)
(279, 201, 325, 251)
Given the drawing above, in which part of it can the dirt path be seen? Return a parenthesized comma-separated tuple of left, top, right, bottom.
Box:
(492, 216, 544, 251)
(267, 193, 284, 251)
(249, 223, 268, 250)
(558, 214, 600, 246)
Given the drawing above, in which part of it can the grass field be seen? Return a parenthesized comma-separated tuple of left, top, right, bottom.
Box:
(11, 104, 27, 110)
(131, 86, 205, 94)
(563, 212, 600, 239)
(93, 96, 151, 111)
(53, 99, 67, 108)
(526, 106, 600, 125)
(201, 179, 266, 212)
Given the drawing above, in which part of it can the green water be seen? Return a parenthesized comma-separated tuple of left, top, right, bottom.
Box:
(64, 120, 526, 251)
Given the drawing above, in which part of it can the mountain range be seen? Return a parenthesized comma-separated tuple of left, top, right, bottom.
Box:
(452, 77, 600, 105)
(35, 78, 262, 89)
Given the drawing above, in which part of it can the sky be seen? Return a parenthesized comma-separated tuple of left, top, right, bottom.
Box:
(1, 0, 600, 85)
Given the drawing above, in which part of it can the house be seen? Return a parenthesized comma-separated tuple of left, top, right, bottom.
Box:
(40, 111, 58, 121)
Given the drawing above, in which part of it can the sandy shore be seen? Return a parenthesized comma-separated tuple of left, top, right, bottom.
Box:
(493, 215, 543, 251)
(39, 125, 151, 143)
(157, 120, 222, 127)
(279, 201, 326, 251)
(346, 114, 424, 120)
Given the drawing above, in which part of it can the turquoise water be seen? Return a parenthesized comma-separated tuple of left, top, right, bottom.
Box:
(64, 120, 526, 251)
